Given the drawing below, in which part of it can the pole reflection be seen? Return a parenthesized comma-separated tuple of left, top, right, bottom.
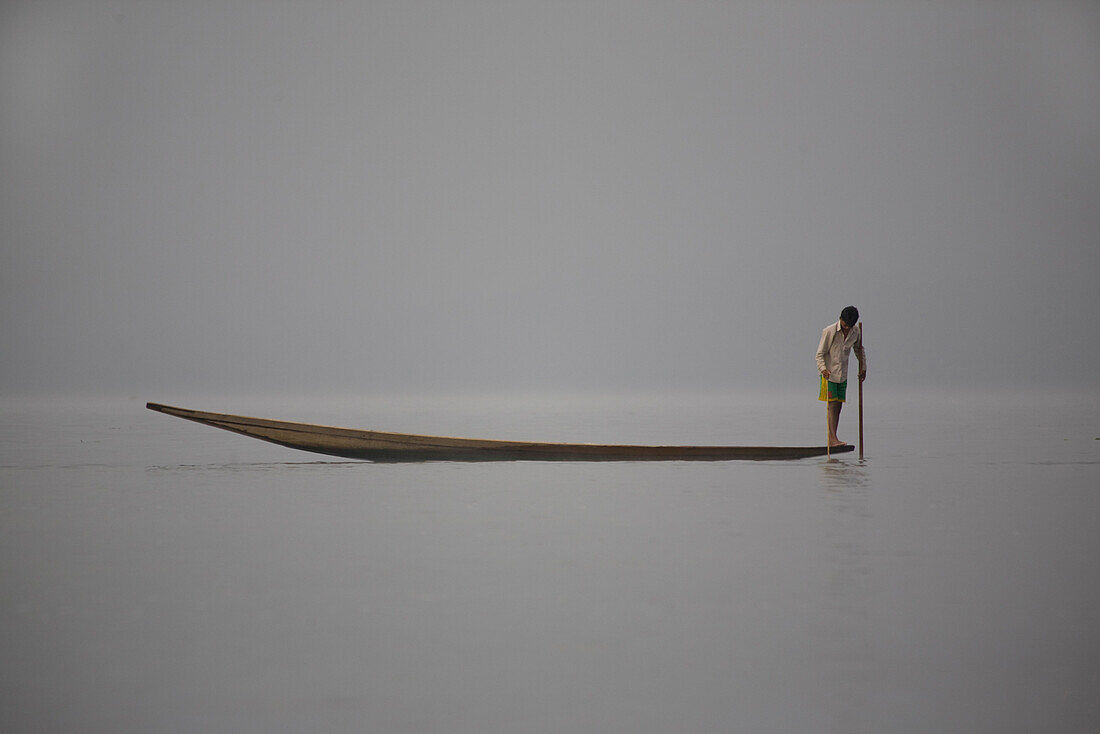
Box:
(818, 456, 874, 731)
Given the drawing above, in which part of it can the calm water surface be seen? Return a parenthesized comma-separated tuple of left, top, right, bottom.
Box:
(1, 391, 1097, 733)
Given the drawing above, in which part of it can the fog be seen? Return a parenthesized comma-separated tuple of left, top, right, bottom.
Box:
(2, 1, 1098, 397)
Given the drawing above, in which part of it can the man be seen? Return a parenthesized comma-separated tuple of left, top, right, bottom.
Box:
(816, 305, 867, 448)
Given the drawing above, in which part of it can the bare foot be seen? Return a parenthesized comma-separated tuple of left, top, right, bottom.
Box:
(828, 439, 849, 447)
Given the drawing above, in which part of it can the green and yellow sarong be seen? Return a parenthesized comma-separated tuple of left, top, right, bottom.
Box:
(819, 376, 847, 403)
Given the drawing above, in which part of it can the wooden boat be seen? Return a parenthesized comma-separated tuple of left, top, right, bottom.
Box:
(147, 402, 853, 462)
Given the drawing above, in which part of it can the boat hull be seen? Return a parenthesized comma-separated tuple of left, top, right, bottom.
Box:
(147, 402, 853, 462)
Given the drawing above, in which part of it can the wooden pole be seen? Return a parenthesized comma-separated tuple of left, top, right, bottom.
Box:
(858, 322, 864, 460)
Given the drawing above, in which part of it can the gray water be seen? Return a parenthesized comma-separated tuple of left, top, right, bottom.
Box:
(1, 391, 1097, 733)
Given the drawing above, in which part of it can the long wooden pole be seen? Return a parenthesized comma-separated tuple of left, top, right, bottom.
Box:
(858, 322, 864, 460)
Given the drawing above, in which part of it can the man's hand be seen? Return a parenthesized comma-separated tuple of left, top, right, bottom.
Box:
(821, 369, 831, 380)
(859, 369, 867, 381)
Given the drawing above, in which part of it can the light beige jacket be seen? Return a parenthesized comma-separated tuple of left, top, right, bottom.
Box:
(816, 321, 866, 383)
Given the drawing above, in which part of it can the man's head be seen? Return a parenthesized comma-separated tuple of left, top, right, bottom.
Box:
(839, 306, 859, 329)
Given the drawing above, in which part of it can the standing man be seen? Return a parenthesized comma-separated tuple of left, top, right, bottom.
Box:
(816, 306, 867, 447)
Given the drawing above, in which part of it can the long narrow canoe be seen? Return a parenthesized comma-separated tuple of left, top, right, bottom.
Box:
(147, 402, 853, 462)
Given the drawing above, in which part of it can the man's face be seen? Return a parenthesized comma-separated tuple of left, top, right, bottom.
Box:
(840, 320, 852, 333)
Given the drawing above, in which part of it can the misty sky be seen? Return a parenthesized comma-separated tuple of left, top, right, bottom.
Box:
(2, 1, 1098, 396)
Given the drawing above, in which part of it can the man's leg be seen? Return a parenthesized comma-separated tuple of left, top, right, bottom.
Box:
(827, 401, 844, 446)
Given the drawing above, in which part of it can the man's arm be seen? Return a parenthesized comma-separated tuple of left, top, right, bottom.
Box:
(855, 327, 867, 379)
(816, 328, 830, 379)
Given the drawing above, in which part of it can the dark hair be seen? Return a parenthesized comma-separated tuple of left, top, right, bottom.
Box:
(840, 306, 859, 326)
